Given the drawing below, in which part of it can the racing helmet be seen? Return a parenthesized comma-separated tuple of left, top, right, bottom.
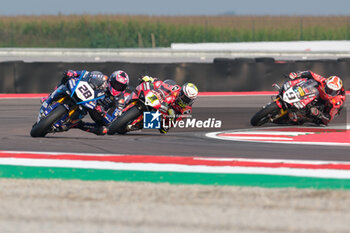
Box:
(89, 71, 108, 90)
(109, 70, 129, 96)
(325, 76, 343, 96)
(176, 83, 198, 107)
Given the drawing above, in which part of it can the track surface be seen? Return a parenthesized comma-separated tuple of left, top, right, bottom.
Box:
(1, 95, 349, 161)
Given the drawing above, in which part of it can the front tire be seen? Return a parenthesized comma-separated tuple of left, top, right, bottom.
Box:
(30, 105, 68, 137)
(107, 105, 143, 135)
(250, 102, 281, 126)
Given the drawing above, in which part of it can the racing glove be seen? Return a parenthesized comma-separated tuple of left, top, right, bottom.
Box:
(60, 70, 76, 85)
(141, 76, 155, 83)
(289, 71, 314, 80)
(289, 72, 302, 80)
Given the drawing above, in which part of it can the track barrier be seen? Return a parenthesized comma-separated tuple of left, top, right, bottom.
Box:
(1, 59, 350, 93)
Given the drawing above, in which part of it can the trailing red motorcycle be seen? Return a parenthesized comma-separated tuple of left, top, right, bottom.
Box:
(107, 79, 178, 134)
(251, 78, 324, 126)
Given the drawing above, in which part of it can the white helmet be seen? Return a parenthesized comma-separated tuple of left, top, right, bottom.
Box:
(177, 83, 198, 107)
(325, 76, 343, 96)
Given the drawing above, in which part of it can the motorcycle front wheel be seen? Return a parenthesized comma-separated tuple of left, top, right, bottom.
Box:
(250, 102, 281, 126)
(107, 105, 143, 135)
(30, 105, 68, 137)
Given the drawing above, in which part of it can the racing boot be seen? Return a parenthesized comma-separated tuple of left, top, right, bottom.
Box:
(288, 112, 305, 125)
(288, 112, 299, 123)
(73, 121, 107, 135)
(159, 126, 169, 134)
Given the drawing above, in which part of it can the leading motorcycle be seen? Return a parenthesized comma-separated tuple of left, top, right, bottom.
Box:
(30, 71, 106, 137)
(250, 77, 322, 126)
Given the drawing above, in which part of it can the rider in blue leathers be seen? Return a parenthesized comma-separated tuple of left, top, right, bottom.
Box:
(43, 69, 130, 135)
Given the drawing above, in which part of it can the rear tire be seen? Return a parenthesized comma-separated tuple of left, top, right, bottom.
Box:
(250, 102, 281, 126)
(30, 105, 68, 137)
(107, 105, 143, 135)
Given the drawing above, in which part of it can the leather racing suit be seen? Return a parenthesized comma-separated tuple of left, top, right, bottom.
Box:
(141, 76, 193, 134)
(62, 70, 129, 135)
(289, 70, 346, 125)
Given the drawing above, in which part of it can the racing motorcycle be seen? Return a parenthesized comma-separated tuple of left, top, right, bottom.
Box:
(30, 71, 106, 137)
(250, 77, 322, 126)
(107, 80, 177, 134)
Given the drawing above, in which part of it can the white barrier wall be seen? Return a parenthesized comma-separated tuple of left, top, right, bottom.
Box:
(171, 41, 350, 52)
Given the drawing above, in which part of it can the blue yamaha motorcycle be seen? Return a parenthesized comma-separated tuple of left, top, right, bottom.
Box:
(30, 71, 106, 137)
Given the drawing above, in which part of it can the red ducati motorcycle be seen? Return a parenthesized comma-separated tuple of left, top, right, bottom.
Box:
(251, 78, 321, 126)
(107, 80, 178, 134)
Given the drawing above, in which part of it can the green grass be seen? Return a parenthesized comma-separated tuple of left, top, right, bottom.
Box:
(0, 15, 349, 48)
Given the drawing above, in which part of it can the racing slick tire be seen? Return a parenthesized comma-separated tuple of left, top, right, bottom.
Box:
(250, 102, 281, 126)
(30, 105, 68, 137)
(107, 105, 143, 135)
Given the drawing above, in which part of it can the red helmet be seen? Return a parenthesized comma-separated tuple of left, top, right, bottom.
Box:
(325, 76, 343, 96)
(108, 70, 129, 96)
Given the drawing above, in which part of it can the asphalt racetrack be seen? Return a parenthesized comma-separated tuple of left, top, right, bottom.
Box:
(2, 94, 350, 233)
(1, 94, 349, 161)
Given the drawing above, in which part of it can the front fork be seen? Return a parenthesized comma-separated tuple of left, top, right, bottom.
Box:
(57, 96, 78, 118)
(48, 96, 80, 130)
(272, 97, 288, 121)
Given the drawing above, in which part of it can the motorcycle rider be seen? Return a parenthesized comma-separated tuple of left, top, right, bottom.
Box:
(56, 69, 130, 135)
(140, 76, 198, 134)
(288, 70, 346, 125)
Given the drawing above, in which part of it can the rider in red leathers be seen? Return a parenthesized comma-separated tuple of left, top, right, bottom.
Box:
(140, 76, 198, 134)
(288, 71, 346, 125)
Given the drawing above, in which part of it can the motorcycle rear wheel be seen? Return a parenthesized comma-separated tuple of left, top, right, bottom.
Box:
(107, 105, 143, 135)
(250, 102, 281, 126)
(30, 105, 68, 137)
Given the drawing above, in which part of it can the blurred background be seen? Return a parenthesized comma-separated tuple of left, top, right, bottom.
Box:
(1, 0, 350, 92)
(1, 0, 350, 48)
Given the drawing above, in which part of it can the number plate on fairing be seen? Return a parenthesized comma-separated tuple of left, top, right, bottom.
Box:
(145, 92, 160, 107)
(283, 88, 301, 104)
(75, 81, 95, 102)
